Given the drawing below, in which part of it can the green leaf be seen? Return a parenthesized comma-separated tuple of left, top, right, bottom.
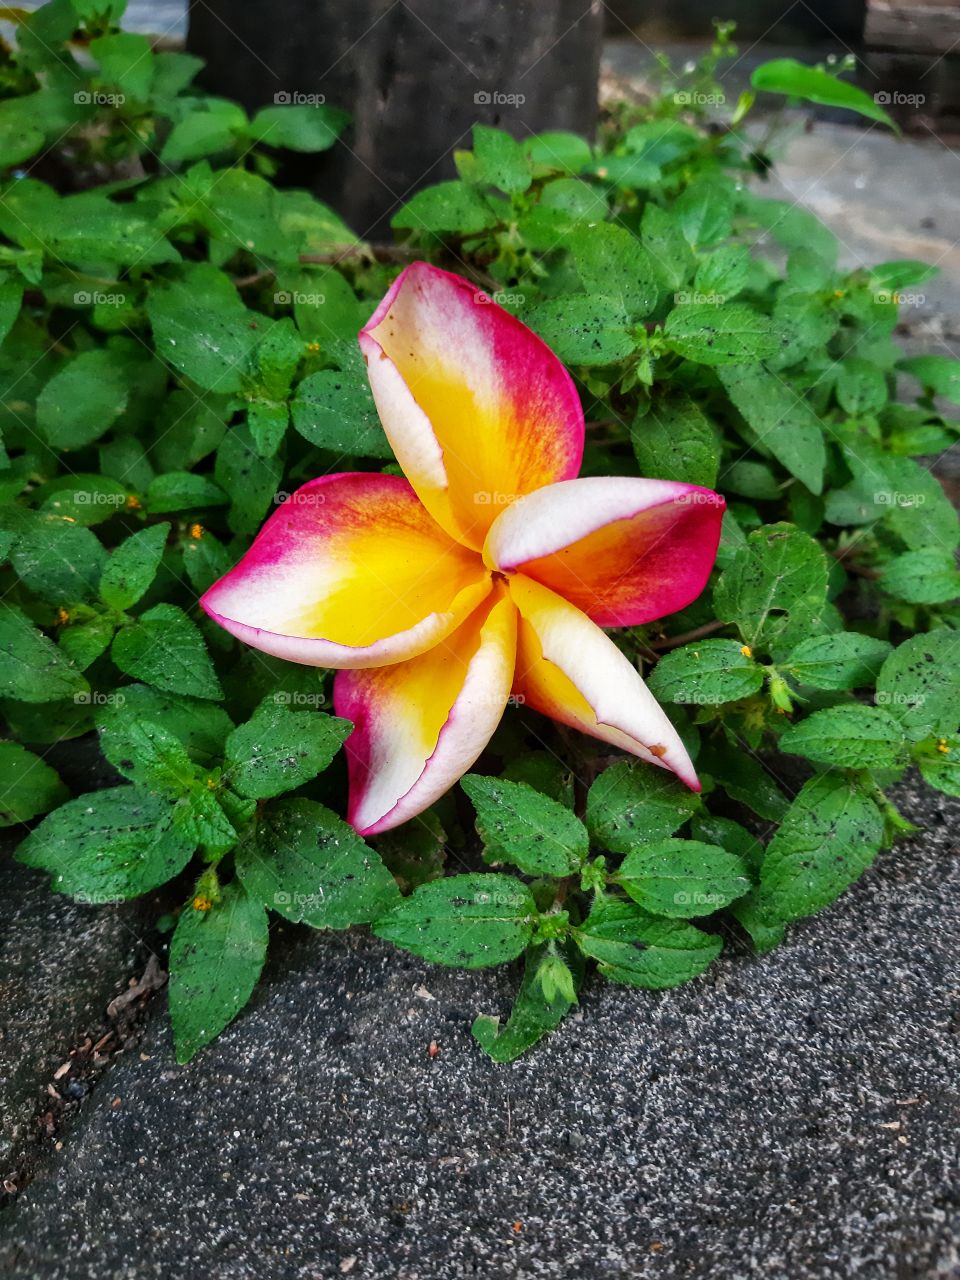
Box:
(664, 303, 782, 366)
(751, 58, 895, 127)
(898, 354, 960, 402)
(392, 181, 498, 235)
(225, 698, 350, 799)
(0, 277, 24, 347)
(99, 522, 169, 611)
(648, 639, 764, 706)
(95, 711, 199, 794)
(576, 896, 721, 988)
(145, 472, 228, 515)
(181, 527, 234, 595)
(39, 475, 132, 527)
(214, 423, 284, 534)
(880, 548, 960, 605)
(696, 742, 789, 821)
(631, 391, 720, 488)
(876, 629, 960, 741)
(779, 704, 906, 769)
(160, 98, 247, 166)
(673, 179, 734, 249)
(0, 603, 88, 704)
(571, 221, 657, 318)
(693, 245, 752, 300)
(236, 797, 401, 928)
(640, 203, 695, 291)
(869, 260, 938, 292)
(735, 773, 884, 927)
(98, 683, 233, 767)
(469, 124, 532, 194)
(713, 523, 831, 656)
(373, 873, 537, 968)
(246, 103, 348, 152)
(146, 266, 258, 393)
(169, 883, 268, 1064)
(836, 358, 888, 415)
(461, 774, 588, 877)
(585, 760, 700, 853)
(17, 785, 197, 901)
(690, 812, 764, 872)
(918, 740, 960, 797)
(7, 513, 107, 605)
(112, 604, 222, 700)
(718, 364, 825, 494)
(738, 190, 838, 265)
(472, 944, 579, 1062)
(291, 364, 391, 458)
(783, 633, 893, 689)
(89, 31, 154, 100)
(58, 616, 116, 671)
(0, 741, 68, 827)
(523, 295, 634, 366)
(523, 131, 591, 174)
(616, 838, 752, 917)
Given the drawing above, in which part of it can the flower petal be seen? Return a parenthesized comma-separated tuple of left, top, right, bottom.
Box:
(509, 574, 699, 789)
(359, 262, 584, 550)
(335, 588, 518, 835)
(485, 476, 724, 628)
(201, 472, 491, 669)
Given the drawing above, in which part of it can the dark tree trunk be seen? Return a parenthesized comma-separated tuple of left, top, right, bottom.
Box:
(187, 0, 603, 238)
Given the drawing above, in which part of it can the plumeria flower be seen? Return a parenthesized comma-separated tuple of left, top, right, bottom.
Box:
(201, 264, 725, 835)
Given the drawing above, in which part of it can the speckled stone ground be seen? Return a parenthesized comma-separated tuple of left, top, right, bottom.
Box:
(1, 15, 959, 1277)
(1, 778, 957, 1280)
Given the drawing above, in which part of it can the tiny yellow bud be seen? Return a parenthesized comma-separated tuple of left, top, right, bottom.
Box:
(192, 895, 213, 912)
(189, 523, 204, 540)
(305, 341, 321, 353)
(936, 739, 950, 754)
(206, 776, 217, 790)
(833, 289, 845, 299)
(56, 607, 71, 626)
(740, 645, 752, 658)
(125, 494, 142, 510)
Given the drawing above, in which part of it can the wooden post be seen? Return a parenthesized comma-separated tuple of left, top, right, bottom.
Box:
(187, 0, 603, 238)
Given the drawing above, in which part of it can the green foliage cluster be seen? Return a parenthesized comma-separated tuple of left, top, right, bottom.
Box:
(2, 6, 958, 1061)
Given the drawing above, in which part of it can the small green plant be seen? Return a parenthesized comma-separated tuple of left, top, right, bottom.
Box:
(2, 4, 957, 1062)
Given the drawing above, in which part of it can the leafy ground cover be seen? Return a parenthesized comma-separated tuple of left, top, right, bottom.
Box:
(2, 6, 958, 1061)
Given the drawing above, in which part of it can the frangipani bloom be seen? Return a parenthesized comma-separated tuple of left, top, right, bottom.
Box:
(201, 264, 725, 835)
